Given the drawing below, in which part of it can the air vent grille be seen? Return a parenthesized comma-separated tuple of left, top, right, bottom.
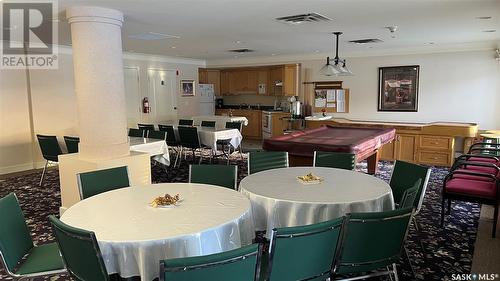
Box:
(349, 39, 383, 44)
(276, 13, 332, 24)
(228, 49, 254, 53)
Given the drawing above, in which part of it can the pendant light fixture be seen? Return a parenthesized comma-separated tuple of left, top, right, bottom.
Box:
(319, 32, 353, 76)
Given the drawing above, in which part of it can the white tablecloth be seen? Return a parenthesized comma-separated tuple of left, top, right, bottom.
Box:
(191, 115, 249, 130)
(60, 183, 255, 281)
(129, 137, 170, 166)
(239, 167, 394, 235)
(197, 127, 243, 149)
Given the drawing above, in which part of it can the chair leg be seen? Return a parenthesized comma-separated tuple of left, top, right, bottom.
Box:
(392, 263, 399, 281)
(39, 160, 49, 186)
(403, 246, 416, 280)
(447, 199, 452, 215)
(239, 144, 244, 160)
(493, 204, 498, 238)
(412, 216, 427, 261)
(198, 149, 203, 164)
(441, 196, 446, 227)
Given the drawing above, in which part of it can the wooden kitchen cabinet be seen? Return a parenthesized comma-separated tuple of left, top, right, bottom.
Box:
(271, 112, 291, 137)
(220, 71, 230, 95)
(283, 64, 300, 96)
(198, 69, 221, 95)
(395, 134, 418, 163)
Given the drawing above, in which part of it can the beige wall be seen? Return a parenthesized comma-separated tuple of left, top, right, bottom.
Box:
(0, 47, 204, 174)
(208, 49, 500, 130)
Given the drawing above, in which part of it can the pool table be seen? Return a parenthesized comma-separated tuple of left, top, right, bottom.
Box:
(262, 125, 396, 174)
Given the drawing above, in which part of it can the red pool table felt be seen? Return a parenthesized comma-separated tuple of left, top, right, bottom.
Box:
(263, 125, 396, 161)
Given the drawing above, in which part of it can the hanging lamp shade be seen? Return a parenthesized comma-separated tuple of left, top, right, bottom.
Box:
(319, 57, 340, 76)
(320, 32, 353, 76)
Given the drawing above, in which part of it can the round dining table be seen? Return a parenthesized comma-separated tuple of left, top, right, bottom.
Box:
(61, 183, 255, 281)
(239, 167, 394, 235)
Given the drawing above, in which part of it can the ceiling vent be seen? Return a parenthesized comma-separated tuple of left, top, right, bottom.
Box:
(349, 38, 384, 44)
(128, 32, 180, 40)
(276, 13, 332, 24)
(228, 49, 254, 53)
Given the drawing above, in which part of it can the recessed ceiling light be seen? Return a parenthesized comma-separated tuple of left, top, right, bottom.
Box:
(482, 29, 496, 32)
(424, 42, 435, 45)
(234, 55, 238, 58)
(234, 40, 242, 44)
(271, 53, 276, 56)
(171, 46, 176, 49)
(476, 16, 492, 20)
(314, 50, 320, 53)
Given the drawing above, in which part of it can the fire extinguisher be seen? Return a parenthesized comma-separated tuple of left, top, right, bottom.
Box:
(142, 97, 151, 113)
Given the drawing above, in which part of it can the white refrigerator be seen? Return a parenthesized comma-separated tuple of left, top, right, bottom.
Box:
(198, 84, 215, 115)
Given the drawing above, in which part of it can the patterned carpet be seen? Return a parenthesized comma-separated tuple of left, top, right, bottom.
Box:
(0, 153, 480, 281)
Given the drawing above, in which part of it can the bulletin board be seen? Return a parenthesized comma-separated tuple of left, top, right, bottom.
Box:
(308, 81, 350, 113)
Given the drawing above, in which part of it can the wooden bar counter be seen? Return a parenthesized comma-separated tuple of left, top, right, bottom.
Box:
(306, 118, 478, 167)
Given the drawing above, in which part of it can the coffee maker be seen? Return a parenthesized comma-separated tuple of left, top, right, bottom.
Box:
(288, 96, 302, 118)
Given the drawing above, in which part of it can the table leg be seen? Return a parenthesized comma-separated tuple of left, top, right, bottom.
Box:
(366, 150, 380, 174)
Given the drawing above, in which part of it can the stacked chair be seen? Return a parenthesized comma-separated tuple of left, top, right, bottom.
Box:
(36, 134, 63, 186)
(442, 141, 500, 237)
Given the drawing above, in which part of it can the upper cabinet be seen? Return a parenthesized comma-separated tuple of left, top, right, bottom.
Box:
(198, 69, 221, 95)
(201, 64, 300, 97)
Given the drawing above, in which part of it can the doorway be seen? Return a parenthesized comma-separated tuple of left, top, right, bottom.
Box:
(147, 69, 178, 123)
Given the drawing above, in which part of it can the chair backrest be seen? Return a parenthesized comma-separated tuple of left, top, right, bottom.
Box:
(160, 244, 261, 281)
(178, 126, 201, 149)
(334, 208, 413, 275)
(49, 216, 109, 281)
(77, 166, 130, 200)
(313, 151, 355, 170)
(138, 123, 155, 130)
(226, 121, 243, 131)
(64, 136, 80, 154)
(189, 165, 238, 190)
(0, 193, 34, 273)
(36, 134, 62, 162)
(201, 120, 216, 127)
(178, 119, 194, 126)
(248, 151, 289, 175)
(398, 179, 422, 209)
(389, 160, 431, 213)
(266, 217, 344, 281)
(128, 128, 144, 138)
(147, 130, 167, 141)
(158, 125, 178, 146)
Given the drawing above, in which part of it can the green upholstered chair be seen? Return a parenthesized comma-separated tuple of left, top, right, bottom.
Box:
(264, 217, 344, 281)
(313, 151, 356, 170)
(147, 130, 167, 141)
(160, 243, 262, 281)
(36, 134, 63, 187)
(333, 208, 414, 280)
(138, 123, 155, 130)
(49, 216, 109, 281)
(189, 164, 238, 190)
(159, 125, 181, 166)
(0, 193, 65, 280)
(389, 160, 431, 214)
(77, 166, 130, 200)
(397, 179, 422, 210)
(63, 136, 80, 154)
(128, 128, 144, 138)
(248, 151, 288, 175)
(178, 119, 194, 126)
(201, 120, 216, 127)
(178, 126, 206, 165)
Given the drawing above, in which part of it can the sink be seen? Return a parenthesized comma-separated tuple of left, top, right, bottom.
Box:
(305, 115, 333, 121)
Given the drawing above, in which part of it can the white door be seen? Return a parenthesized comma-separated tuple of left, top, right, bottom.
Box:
(148, 69, 178, 123)
(124, 67, 141, 128)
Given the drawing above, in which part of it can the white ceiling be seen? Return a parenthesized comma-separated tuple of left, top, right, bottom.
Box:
(56, 0, 500, 60)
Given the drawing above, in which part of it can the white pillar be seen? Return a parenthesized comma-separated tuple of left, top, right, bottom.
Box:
(66, 6, 129, 160)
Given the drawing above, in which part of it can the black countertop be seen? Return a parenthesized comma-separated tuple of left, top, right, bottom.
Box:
(216, 105, 276, 110)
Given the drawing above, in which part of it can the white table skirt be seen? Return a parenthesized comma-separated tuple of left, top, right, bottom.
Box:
(129, 137, 170, 166)
(239, 167, 394, 235)
(172, 126, 242, 149)
(60, 183, 255, 281)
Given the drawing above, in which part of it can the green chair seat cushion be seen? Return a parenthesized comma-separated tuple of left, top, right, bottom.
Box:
(15, 242, 64, 275)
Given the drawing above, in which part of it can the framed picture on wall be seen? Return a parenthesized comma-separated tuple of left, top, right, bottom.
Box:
(180, 80, 195, 96)
(378, 65, 419, 112)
